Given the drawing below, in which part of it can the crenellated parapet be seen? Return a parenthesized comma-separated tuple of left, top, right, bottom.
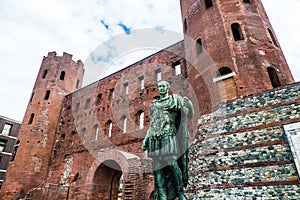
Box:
(0, 52, 84, 200)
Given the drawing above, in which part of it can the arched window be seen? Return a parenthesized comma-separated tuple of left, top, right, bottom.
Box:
(183, 18, 187, 33)
(85, 98, 91, 110)
(75, 102, 80, 113)
(155, 69, 162, 82)
(28, 113, 34, 124)
(175, 64, 181, 76)
(106, 120, 113, 137)
(123, 82, 129, 95)
(216, 67, 234, 78)
(267, 67, 281, 88)
(60, 71, 65, 80)
(139, 76, 145, 89)
(76, 79, 80, 89)
(214, 67, 236, 83)
(196, 38, 203, 55)
(231, 23, 244, 41)
(214, 67, 238, 101)
(42, 70, 48, 79)
(136, 110, 145, 129)
(96, 93, 102, 105)
(81, 127, 86, 143)
(205, 0, 213, 9)
(267, 28, 279, 47)
(93, 124, 99, 141)
(122, 116, 127, 133)
(44, 90, 50, 100)
(139, 112, 144, 129)
(109, 88, 115, 100)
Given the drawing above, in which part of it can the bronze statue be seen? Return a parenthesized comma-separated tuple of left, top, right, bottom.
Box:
(142, 81, 194, 200)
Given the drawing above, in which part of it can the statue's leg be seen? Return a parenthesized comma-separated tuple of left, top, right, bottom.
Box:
(153, 161, 167, 200)
(167, 161, 186, 200)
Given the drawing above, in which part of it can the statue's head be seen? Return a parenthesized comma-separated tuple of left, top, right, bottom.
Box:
(158, 81, 170, 96)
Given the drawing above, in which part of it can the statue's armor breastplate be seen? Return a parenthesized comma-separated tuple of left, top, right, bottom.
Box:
(149, 97, 179, 138)
(159, 110, 178, 136)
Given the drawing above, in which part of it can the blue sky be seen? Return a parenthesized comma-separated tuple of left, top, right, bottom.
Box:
(0, 0, 299, 121)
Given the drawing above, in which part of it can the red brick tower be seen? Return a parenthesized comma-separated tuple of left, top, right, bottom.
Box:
(181, 0, 294, 113)
(0, 52, 84, 199)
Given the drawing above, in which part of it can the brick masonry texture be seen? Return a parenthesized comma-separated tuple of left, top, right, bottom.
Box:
(0, 43, 188, 199)
(2, 0, 300, 199)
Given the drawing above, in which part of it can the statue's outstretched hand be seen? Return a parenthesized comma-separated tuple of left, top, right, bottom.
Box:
(183, 97, 190, 108)
(183, 97, 194, 118)
(142, 135, 149, 151)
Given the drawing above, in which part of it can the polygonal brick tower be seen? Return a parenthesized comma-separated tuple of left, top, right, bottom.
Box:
(180, 1, 300, 199)
(181, 0, 294, 113)
(0, 52, 84, 199)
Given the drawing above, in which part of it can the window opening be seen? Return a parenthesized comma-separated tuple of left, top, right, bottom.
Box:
(267, 67, 281, 88)
(42, 70, 48, 79)
(28, 113, 34, 124)
(75, 103, 80, 113)
(155, 69, 162, 82)
(231, 23, 244, 41)
(214, 67, 236, 82)
(205, 0, 213, 9)
(60, 71, 65, 80)
(94, 124, 99, 141)
(267, 28, 279, 47)
(217, 67, 233, 77)
(44, 90, 50, 100)
(0, 139, 7, 153)
(106, 120, 113, 137)
(175, 64, 181, 76)
(110, 89, 115, 100)
(85, 98, 91, 110)
(76, 79, 80, 89)
(139, 111, 144, 129)
(109, 122, 112, 137)
(96, 93, 102, 105)
(2, 123, 12, 136)
(123, 117, 127, 133)
(136, 110, 145, 129)
(124, 82, 129, 95)
(196, 39, 203, 54)
(139, 76, 145, 89)
(183, 18, 187, 33)
(81, 128, 86, 143)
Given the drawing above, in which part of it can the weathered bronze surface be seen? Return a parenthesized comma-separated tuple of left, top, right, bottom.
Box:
(142, 81, 194, 200)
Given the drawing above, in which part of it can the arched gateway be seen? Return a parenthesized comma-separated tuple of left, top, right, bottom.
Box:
(86, 149, 153, 200)
(91, 160, 123, 199)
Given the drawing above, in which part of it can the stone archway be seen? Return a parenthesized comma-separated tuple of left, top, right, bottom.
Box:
(91, 160, 123, 200)
(86, 149, 151, 199)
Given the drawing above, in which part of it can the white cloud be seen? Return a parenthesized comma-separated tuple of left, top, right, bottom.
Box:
(0, 0, 298, 121)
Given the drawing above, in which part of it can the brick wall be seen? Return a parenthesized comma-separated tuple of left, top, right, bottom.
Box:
(36, 43, 188, 199)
